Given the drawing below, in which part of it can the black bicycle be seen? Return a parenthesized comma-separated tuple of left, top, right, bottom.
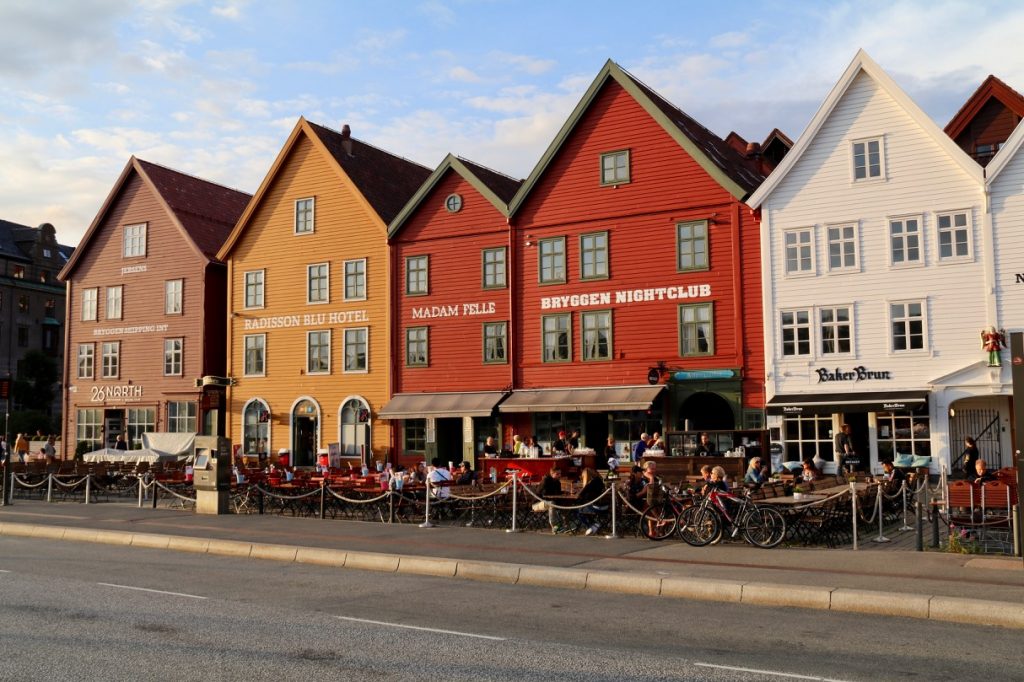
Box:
(677, 486, 786, 548)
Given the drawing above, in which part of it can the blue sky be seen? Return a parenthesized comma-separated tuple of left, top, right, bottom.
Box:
(2, 0, 1024, 246)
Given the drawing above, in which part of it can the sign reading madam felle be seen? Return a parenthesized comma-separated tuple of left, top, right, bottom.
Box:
(411, 302, 497, 320)
(816, 366, 892, 383)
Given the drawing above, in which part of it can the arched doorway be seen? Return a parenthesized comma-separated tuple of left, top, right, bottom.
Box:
(290, 397, 320, 467)
(339, 396, 371, 462)
(242, 398, 271, 460)
(677, 391, 735, 431)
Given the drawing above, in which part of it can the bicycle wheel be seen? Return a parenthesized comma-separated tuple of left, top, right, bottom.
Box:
(741, 505, 787, 548)
(640, 503, 678, 540)
(677, 505, 720, 547)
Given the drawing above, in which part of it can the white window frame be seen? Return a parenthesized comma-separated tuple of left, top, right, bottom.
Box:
(101, 341, 120, 379)
(163, 338, 183, 376)
(244, 270, 265, 309)
(243, 334, 266, 377)
(600, 149, 630, 185)
(167, 401, 197, 434)
(123, 223, 147, 258)
(106, 285, 123, 320)
(405, 255, 429, 296)
(851, 136, 885, 182)
(82, 288, 98, 321)
(819, 305, 853, 356)
(77, 343, 95, 379)
(783, 228, 815, 276)
(935, 210, 973, 263)
(306, 329, 331, 375)
(888, 215, 924, 268)
(164, 279, 183, 315)
(294, 197, 315, 234)
(779, 309, 812, 358)
(343, 327, 368, 373)
(307, 262, 329, 304)
(343, 258, 367, 302)
(889, 299, 928, 354)
(825, 222, 859, 273)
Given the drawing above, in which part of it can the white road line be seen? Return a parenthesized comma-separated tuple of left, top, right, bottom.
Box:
(97, 583, 206, 600)
(694, 662, 848, 681)
(335, 615, 505, 641)
(0, 569, 10, 573)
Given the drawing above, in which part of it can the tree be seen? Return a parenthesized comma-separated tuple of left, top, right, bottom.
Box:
(13, 350, 59, 414)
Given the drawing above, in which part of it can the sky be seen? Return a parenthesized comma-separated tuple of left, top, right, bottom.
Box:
(2, 0, 1024, 248)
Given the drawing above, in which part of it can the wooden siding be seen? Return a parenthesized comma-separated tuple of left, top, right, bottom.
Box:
(64, 171, 213, 446)
(991, 145, 1024, 334)
(763, 71, 988, 395)
(952, 98, 1023, 165)
(514, 79, 765, 407)
(392, 170, 513, 394)
(226, 132, 391, 455)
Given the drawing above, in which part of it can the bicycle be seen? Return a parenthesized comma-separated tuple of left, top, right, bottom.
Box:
(677, 486, 786, 548)
(638, 484, 694, 540)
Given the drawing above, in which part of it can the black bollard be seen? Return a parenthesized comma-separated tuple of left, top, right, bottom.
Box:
(930, 500, 939, 548)
(257, 487, 264, 515)
(319, 483, 326, 520)
(915, 497, 923, 551)
(152, 482, 158, 509)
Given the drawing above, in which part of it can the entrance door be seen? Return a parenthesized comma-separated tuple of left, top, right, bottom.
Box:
(841, 412, 869, 471)
(340, 398, 371, 461)
(677, 392, 735, 430)
(435, 417, 463, 466)
(104, 410, 125, 449)
(584, 413, 609, 455)
(293, 417, 316, 467)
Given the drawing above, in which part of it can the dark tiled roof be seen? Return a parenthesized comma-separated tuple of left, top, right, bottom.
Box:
(458, 158, 523, 203)
(308, 122, 432, 225)
(621, 69, 765, 194)
(58, 244, 74, 262)
(0, 219, 35, 261)
(136, 159, 252, 259)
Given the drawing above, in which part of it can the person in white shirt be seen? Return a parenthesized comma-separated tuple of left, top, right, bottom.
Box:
(428, 458, 453, 499)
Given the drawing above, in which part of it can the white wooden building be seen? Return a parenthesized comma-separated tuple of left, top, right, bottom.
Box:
(747, 50, 1011, 473)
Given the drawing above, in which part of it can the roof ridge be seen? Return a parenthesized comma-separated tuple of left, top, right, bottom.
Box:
(135, 157, 252, 198)
(307, 121, 432, 172)
(617, 64, 726, 143)
(456, 156, 522, 182)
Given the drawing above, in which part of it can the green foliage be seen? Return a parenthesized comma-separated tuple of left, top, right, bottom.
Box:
(13, 350, 59, 412)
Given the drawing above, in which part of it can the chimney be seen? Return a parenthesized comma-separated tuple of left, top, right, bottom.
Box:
(341, 124, 353, 156)
(745, 142, 761, 159)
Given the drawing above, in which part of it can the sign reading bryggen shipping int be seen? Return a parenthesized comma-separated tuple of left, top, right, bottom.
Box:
(242, 310, 369, 330)
(541, 284, 711, 310)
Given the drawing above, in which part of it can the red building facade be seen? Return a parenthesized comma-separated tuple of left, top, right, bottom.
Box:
(383, 156, 521, 465)
(501, 61, 768, 456)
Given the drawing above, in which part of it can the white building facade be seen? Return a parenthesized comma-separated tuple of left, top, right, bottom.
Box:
(748, 51, 1012, 474)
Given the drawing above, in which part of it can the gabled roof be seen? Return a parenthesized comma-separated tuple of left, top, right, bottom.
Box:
(59, 157, 251, 280)
(388, 154, 522, 238)
(748, 50, 984, 209)
(509, 60, 765, 214)
(0, 219, 35, 262)
(944, 74, 1024, 140)
(985, 112, 1024, 184)
(219, 118, 431, 259)
(761, 128, 793, 149)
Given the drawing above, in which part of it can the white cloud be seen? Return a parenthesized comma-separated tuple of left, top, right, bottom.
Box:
(357, 29, 408, 52)
(286, 52, 360, 75)
(449, 66, 483, 83)
(211, 1, 246, 20)
(493, 52, 556, 75)
(419, 1, 455, 28)
(710, 31, 748, 49)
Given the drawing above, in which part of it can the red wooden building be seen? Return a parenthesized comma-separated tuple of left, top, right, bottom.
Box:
(500, 60, 771, 455)
(383, 155, 522, 464)
(945, 75, 1024, 166)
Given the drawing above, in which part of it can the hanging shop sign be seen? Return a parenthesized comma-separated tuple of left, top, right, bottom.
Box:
(672, 369, 736, 381)
(816, 366, 893, 383)
(242, 310, 369, 330)
(540, 284, 711, 311)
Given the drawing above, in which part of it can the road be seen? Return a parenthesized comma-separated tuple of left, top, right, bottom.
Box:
(0, 537, 1020, 681)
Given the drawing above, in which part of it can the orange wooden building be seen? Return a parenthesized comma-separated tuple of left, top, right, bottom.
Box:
(218, 119, 429, 466)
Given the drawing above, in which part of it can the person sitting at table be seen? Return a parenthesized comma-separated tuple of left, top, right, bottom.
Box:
(482, 436, 499, 458)
(968, 459, 997, 484)
(552, 431, 569, 456)
(535, 467, 564, 531)
(878, 460, 906, 494)
(701, 465, 730, 495)
(428, 458, 452, 499)
(407, 461, 426, 484)
(604, 436, 618, 463)
(626, 465, 646, 509)
(576, 467, 608, 536)
(699, 464, 713, 486)
(455, 461, 478, 485)
(695, 432, 716, 456)
(800, 458, 822, 482)
(744, 457, 768, 488)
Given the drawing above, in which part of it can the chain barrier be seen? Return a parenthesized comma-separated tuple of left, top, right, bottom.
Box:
(151, 479, 196, 503)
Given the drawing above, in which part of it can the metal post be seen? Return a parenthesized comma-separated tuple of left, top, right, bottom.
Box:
(506, 472, 519, 533)
(850, 481, 859, 550)
(898, 481, 912, 531)
(1013, 505, 1020, 558)
(46, 473, 53, 503)
(258, 487, 264, 515)
(419, 475, 434, 528)
(85, 474, 91, 505)
(931, 497, 940, 548)
(608, 481, 618, 539)
(319, 481, 326, 520)
(915, 497, 924, 551)
(151, 481, 158, 509)
(872, 483, 890, 543)
(138, 477, 144, 508)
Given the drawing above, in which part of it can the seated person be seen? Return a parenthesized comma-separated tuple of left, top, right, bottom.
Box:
(427, 458, 452, 499)
(625, 465, 646, 508)
(879, 460, 906, 484)
(539, 467, 562, 498)
(695, 432, 716, 456)
(482, 436, 499, 458)
(455, 461, 478, 485)
(968, 459, 997, 484)
(744, 457, 768, 487)
(639, 460, 663, 508)
(800, 458, 822, 482)
(575, 467, 607, 535)
(701, 465, 730, 495)
(698, 464, 713, 486)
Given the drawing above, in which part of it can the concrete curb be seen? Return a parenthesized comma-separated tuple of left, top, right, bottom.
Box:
(4, 521, 1024, 630)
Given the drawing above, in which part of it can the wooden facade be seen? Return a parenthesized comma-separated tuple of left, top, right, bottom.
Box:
(385, 156, 521, 465)
(219, 119, 430, 467)
(945, 75, 1024, 167)
(59, 158, 249, 455)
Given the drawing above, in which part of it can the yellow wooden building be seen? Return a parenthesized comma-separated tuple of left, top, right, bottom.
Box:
(218, 118, 430, 466)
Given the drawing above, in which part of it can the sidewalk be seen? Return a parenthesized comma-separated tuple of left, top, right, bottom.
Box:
(2, 499, 1022, 627)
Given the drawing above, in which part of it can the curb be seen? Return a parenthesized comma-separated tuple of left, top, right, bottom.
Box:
(2, 521, 1022, 630)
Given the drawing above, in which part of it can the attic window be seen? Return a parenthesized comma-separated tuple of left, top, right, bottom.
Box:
(600, 150, 630, 185)
(295, 198, 315, 234)
(851, 137, 884, 181)
(123, 223, 147, 258)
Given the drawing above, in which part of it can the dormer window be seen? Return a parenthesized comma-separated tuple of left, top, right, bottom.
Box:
(600, 150, 630, 185)
(12, 265, 24, 279)
(852, 137, 884, 181)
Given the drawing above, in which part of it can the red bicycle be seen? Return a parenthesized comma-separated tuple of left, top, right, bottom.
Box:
(677, 486, 786, 548)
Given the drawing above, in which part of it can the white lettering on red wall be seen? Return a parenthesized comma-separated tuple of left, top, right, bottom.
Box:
(540, 284, 711, 310)
(411, 302, 497, 320)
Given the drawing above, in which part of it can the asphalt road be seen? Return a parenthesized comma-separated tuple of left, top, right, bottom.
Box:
(0, 537, 1020, 681)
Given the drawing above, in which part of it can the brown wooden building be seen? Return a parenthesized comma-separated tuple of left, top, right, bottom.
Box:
(59, 157, 250, 455)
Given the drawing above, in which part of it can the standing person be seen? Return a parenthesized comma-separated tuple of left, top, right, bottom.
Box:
(43, 436, 57, 464)
(114, 434, 129, 451)
(834, 423, 854, 474)
(551, 431, 568, 456)
(568, 429, 581, 453)
(632, 433, 649, 462)
(511, 434, 524, 457)
(14, 433, 29, 463)
(695, 432, 716, 456)
(959, 436, 980, 478)
(523, 436, 541, 458)
(481, 436, 499, 458)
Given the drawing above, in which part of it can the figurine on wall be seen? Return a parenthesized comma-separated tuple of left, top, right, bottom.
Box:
(981, 326, 1006, 367)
